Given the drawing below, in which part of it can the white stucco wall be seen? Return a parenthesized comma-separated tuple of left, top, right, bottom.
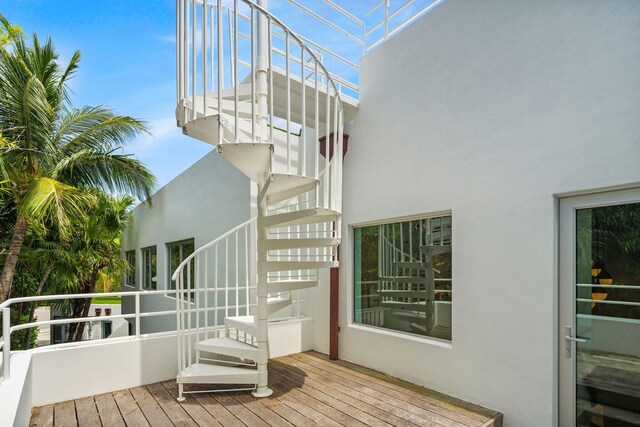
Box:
(122, 150, 251, 333)
(338, 1, 640, 426)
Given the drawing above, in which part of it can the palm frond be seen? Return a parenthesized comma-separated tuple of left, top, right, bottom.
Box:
(54, 106, 148, 153)
(52, 148, 156, 201)
(20, 177, 94, 240)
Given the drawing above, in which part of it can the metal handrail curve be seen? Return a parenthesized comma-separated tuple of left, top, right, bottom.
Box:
(171, 217, 256, 282)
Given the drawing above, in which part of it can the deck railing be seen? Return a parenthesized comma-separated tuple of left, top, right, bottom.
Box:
(0, 282, 304, 384)
(365, 0, 446, 51)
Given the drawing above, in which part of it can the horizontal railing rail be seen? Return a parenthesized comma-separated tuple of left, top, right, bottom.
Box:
(365, 0, 446, 51)
(0, 286, 305, 384)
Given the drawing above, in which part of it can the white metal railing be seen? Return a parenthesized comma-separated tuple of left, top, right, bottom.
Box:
(177, 0, 344, 217)
(0, 288, 239, 384)
(172, 218, 256, 377)
(365, 0, 446, 51)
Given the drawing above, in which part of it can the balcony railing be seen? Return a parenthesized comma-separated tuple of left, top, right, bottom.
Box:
(0, 286, 304, 385)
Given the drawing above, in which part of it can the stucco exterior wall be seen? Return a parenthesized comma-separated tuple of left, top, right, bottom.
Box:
(122, 150, 251, 333)
(338, 1, 640, 426)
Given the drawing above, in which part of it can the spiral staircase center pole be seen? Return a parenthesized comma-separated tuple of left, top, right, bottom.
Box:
(253, 0, 273, 399)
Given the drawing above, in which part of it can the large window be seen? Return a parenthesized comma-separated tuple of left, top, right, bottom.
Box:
(141, 246, 157, 290)
(167, 239, 195, 290)
(354, 215, 452, 341)
(124, 250, 136, 288)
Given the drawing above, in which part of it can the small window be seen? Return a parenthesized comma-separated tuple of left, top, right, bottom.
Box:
(141, 246, 157, 290)
(167, 239, 195, 290)
(124, 250, 136, 287)
(354, 215, 452, 341)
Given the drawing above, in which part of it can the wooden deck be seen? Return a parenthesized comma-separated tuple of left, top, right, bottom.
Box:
(30, 351, 502, 427)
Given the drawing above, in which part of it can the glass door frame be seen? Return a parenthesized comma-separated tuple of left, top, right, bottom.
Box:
(558, 187, 640, 427)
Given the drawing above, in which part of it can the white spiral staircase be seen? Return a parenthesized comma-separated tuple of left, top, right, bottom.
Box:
(172, 0, 344, 400)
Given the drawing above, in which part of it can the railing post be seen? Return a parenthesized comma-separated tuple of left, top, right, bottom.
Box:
(135, 293, 141, 338)
(2, 307, 11, 381)
(384, 0, 390, 40)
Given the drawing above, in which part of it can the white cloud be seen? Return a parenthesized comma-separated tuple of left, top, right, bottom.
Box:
(134, 116, 180, 153)
(156, 34, 176, 44)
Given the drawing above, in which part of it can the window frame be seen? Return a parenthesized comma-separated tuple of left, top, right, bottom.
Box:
(351, 213, 453, 342)
(166, 239, 195, 291)
(124, 250, 136, 288)
(141, 246, 158, 290)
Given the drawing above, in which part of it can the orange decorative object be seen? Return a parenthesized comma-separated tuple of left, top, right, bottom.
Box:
(591, 292, 607, 309)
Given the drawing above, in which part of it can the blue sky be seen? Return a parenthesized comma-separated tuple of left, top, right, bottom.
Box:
(3, 0, 211, 190)
(1, 0, 431, 190)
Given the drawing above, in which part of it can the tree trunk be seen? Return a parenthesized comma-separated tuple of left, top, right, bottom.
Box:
(66, 298, 85, 342)
(24, 267, 52, 350)
(71, 297, 93, 342)
(0, 216, 28, 303)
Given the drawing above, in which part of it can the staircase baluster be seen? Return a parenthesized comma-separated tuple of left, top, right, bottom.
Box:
(268, 18, 274, 146)
(204, 249, 209, 340)
(191, 0, 196, 121)
(202, 0, 207, 115)
(250, 6, 256, 142)
(217, 0, 223, 145)
(286, 32, 291, 174)
(187, 260, 192, 367)
(176, 0, 181, 103)
(210, 6, 214, 100)
(300, 48, 306, 177)
(234, 0, 239, 141)
(228, 9, 234, 87)
(225, 237, 229, 319)
(235, 231, 239, 317)
(214, 244, 218, 327)
(314, 61, 319, 195)
(195, 255, 200, 340)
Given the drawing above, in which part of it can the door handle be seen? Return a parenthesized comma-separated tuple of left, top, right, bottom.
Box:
(564, 326, 589, 357)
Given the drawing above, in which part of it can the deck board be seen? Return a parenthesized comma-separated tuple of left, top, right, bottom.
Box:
(94, 392, 126, 427)
(74, 396, 100, 426)
(54, 400, 77, 427)
(29, 404, 54, 427)
(288, 353, 482, 427)
(30, 351, 502, 426)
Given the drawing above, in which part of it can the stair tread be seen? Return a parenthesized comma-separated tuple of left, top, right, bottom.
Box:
(216, 143, 272, 182)
(178, 363, 258, 384)
(260, 208, 340, 228)
(226, 315, 256, 325)
(266, 237, 340, 250)
(196, 336, 256, 351)
(268, 279, 318, 292)
(262, 174, 318, 204)
(267, 260, 338, 272)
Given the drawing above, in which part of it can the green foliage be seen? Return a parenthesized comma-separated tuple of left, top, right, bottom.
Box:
(0, 16, 22, 48)
(0, 13, 156, 305)
(577, 203, 640, 320)
(9, 311, 38, 350)
(91, 296, 122, 304)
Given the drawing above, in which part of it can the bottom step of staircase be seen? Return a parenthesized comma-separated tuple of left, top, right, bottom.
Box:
(177, 363, 258, 384)
(195, 336, 257, 360)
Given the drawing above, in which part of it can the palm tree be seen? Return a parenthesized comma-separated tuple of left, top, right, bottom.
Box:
(64, 192, 134, 342)
(0, 16, 156, 303)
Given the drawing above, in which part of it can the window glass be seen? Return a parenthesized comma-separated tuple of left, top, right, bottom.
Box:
(124, 250, 136, 287)
(167, 239, 195, 291)
(142, 246, 157, 290)
(354, 216, 452, 341)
